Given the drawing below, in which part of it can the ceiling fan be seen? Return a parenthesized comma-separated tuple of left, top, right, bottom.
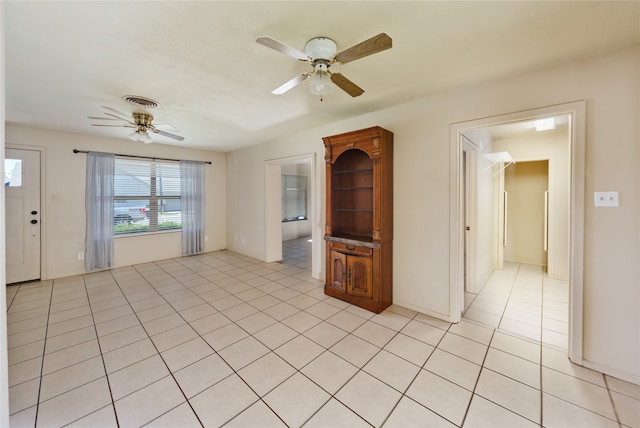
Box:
(256, 32, 392, 100)
(89, 105, 184, 143)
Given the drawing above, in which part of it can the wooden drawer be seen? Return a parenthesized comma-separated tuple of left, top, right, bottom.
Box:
(331, 241, 372, 257)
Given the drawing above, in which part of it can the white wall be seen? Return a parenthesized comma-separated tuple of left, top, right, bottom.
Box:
(5, 125, 227, 279)
(226, 46, 640, 382)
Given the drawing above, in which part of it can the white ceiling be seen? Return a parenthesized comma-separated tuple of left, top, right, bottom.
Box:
(482, 113, 571, 141)
(4, 1, 639, 152)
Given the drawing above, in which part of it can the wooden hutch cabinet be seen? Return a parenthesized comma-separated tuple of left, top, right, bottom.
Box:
(323, 126, 393, 313)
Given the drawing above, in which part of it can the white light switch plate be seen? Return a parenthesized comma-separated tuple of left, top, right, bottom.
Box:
(594, 191, 619, 207)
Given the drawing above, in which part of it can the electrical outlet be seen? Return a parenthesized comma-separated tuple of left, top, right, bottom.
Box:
(78, 252, 84, 260)
(205, 236, 209, 242)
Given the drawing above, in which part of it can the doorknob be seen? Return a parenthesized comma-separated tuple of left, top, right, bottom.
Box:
(31, 210, 38, 215)
(31, 219, 38, 224)
(466, 226, 471, 231)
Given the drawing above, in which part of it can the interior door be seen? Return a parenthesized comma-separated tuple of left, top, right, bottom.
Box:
(5, 148, 41, 283)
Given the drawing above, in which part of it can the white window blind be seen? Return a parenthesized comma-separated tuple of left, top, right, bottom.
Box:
(113, 158, 182, 235)
(282, 175, 307, 222)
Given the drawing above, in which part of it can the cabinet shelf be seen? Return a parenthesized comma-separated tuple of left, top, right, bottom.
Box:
(332, 208, 373, 213)
(333, 168, 373, 175)
(333, 186, 374, 191)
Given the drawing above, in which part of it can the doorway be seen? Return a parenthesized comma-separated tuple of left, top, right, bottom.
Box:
(504, 160, 549, 268)
(264, 154, 319, 279)
(5, 148, 42, 283)
(450, 101, 586, 364)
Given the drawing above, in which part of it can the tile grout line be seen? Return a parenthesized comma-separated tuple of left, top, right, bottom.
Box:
(32, 280, 55, 427)
(497, 263, 522, 333)
(80, 274, 121, 428)
(114, 264, 207, 428)
(139, 255, 301, 427)
(298, 316, 408, 428)
(152, 250, 406, 428)
(136, 254, 314, 426)
(21, 246, 629, 427)
(377, 319, 468, 427)
(465, 264, 547, 427)
(459, 328, 496, 427)
(602, 374, 622, 426)
(147, 256, 306, 428)
(376, 317, 448, 427)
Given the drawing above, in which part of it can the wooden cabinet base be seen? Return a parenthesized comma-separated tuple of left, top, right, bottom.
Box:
(324, 236, 392, 314)
(324, 283, 391, 314)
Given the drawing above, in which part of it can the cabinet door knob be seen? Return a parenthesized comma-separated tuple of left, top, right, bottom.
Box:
(31, 210, 38, 215)
(31, 219, 38, 224)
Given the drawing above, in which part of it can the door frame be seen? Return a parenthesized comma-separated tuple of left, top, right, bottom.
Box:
(449, 101, 586, 365)
(5, 145, 47, 282)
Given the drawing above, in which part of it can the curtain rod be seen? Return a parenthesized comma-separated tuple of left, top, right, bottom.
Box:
(72, 149, 212, 165)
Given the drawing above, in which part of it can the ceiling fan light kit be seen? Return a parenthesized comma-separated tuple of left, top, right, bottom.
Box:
(129, 130, 153, 144)
(309, 63, 334, 100)
(256, 32, 392, 101)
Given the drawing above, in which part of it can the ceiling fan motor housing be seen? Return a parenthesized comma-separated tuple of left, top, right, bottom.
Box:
(133, 112, 153, 127)
(305, 37, 337, 61)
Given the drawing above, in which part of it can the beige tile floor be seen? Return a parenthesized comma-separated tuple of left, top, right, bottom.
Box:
(6, 237, 640, 427)
(463, 262, 570, 350)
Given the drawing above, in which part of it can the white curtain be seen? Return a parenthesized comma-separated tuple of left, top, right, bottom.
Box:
(180, 160, 205, 255)
(85, 152, 115, 271)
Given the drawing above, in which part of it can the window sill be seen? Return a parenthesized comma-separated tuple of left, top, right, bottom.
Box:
(114, 229, 181, 239)
(282, 218, 308, 223)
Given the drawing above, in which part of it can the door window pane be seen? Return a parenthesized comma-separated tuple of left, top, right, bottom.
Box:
(4, 159, 22, 187)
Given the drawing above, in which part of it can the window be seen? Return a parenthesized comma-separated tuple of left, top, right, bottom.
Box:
(282, 175, 307, 222)
(114, 158, 181, 235)
(4, 159, 22, 187)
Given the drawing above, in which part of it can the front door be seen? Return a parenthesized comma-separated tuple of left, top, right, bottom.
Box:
(5, 148, 41, 283)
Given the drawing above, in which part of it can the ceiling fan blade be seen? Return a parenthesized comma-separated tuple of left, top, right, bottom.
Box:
(149, 126, 185, 141)
(103, 112, 136, 125)
(91, 124, 136, 128)
(272, 73, 311, 95)
(102, 105, 132, 119)
(88, 116, 122, 121)
(153, 122, 178, 131)
(330, 73, 365, 97)
(256, 36, 308, 61)
(334, 33, 392, 64)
